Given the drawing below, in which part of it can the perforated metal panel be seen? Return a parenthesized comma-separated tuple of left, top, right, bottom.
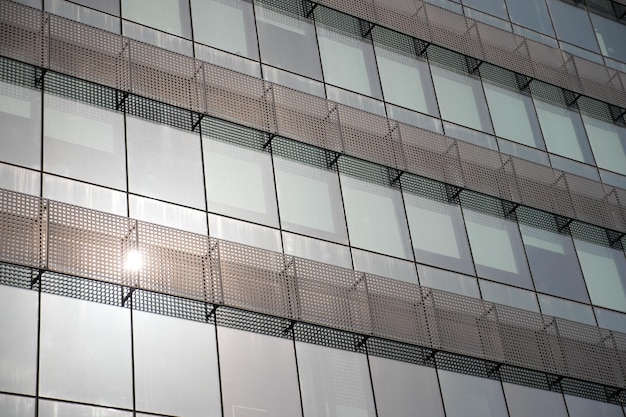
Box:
(41, 270, 124, 307)
(47, 201, 136, 287)
(0, 1, 48, 68)
(218, 240, 297, 319)
(565, 173, 616, 230)
(130, 40, 204, 111)
(422, 3, 483, 60)
(132, 289, 211, 323)
(574, 56, 625, 108)
(372, 0, 425, 41)
(474, 22, 533, 78)
(0, 189, 47, 269)
(296, 257, 372, 334)
(49, 15, 130, 91)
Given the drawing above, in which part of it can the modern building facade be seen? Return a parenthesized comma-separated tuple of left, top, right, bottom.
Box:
(2, 0, 626, 416)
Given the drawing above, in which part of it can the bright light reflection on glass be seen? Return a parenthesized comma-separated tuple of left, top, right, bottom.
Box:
(124, 249, 143, 272)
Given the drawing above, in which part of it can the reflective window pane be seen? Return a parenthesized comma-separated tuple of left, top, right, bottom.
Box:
(45, 0, 120, 33)
(0, 81, 41, 170)
(204, 138, 278, 227)
(195, 43, 261, 77)
(340, 175, 412, 259)
(130, 194, 207, 235)
(582, 114, 626, 176)
(431, 65, 493, 133)
(565, 394, 625, 417)
(123, 20, 193, 56)
(43, 175, 127, 216)
(462, 0, 508, 19)
(191, 0, 258, 59)
(538, 294, 596, 325)
(67, 0, 120, 15)
(0, 163, 40, 196)
(133, 311, 221, 417)
(369, 356, 445, 417)
(417, 264, 480, 298)
(263, 65, 325, 97)
(121, 0, 191, 38)
(297, 342, 376, 417)
(352, 248, 418, 284)
(219, 327, 302, 417)
(274, 156, 347, 244)
(595, 307, 626, 333)
(374, 46, 439, 116)
(317, 26, 383, 98)
(127, 117, 205, 210)
(503, 382, 568, 417)
(438, 370, 509, 417)
(282, 232, 352, 269)
(546, 0, 599, 53)
(505, 0, 554, 36)
(39, 294, 133, 408)
(0, 285, 38, 395)
(591, 13, 626, 62)
(0, 393, 34, 417)
(39, 400, 131, 417)
(209, 214, 282, 252)
(479, 279, 539, 312)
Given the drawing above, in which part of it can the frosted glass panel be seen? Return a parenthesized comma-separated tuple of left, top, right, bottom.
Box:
(591, 13, 626, 63)
(129, 194, 208, 235)
(479, 279, 539, 312)
(39, 401, 131, 417)
(133, 311, 221, 417)
(44, 175, 127, 216)
(0, 393, 34, 417)
(417, 264, 480, 298)
(122, 0, 191, 38)
(583, 115, 626, 176)
(209, 214, 282, 252)
(352, 248, 418, 284)
(503, 382, 568, 417)
(283, 232, 352, 269)
(438, 370, 508, 417)
(0, 163, 40, 196)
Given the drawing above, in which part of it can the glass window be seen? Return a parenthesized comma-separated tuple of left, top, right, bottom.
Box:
(0, 163, 40, 196)
(438, 370, 509, 417)
(463, 209, 533, 289)
(549, 154, 600, 181)
(369, 356, 445, 417)
(582, 115, 626, 176)
(430, 65, 493, 133)
(534, 99, 594, 164)
(352, 248, 418, 284)
(317, 26, 383, 99)
(591, 13, 626, 62)
(546, 0, 599, 53)
(326, 85, 386, 116)
(44, 175, 127, 217)
(0, 81, 41, 170)
(39, 294, 133, 408)
(218, 327, 302, 417)
(0, 393, 34, 417)
(538, 294, 596, 325)
(274, 156, 348, 244)
(0, 285, 38, 395)
(263, 65, 326, 97)
(133, 311, 221, 417)
(443, 121, 498, 149)
(387, 104, 443, 134)
(505, 0, 554, 36)
(121, 0, 191, 38)
(374, 46, 439, 116)
(479, 279, 539, 312)
(129, 194, 207, 235)
(126, 117, 205, 210)
(403, 192, 475, 275)
(565, 394, 624, 417)
(204, 138, 278, 227)
(45, 0, 120, 33)
(574, 238, 626, 313)
(417, 264, 480, 298)
(595, 307, 626, 333)
(483, 82, 544, 149)
(122, 20, 193, 56)
(66, 0, 120, 15)
(209, 214, 282, 252)
(296, 342, 377, 417)
(38, 400, 131, 417)
(503, 382, 568, 417)
(191, 0, 258, 59)
(497, 138, 550, 166)
(256, 6, 322, 80)
(44, 94, 126, 190)
(282, 232, 352, 269)
(462, 0, 508, 19)
(195, 43, 261, 78)
(340, 175, 412, 260)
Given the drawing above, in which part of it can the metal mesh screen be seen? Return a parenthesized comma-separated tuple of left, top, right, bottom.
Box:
(0, 1, 48, 68)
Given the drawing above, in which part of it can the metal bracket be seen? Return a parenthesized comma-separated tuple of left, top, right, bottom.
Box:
(606, 387, 623, 402)
(563, 90, 581, 108)
(34, 68, 48, 88)
(547, 374, 563, 390)
(359, 20, 376, 39)
(607, 230, 625, 249)
(115, 91, 129, 111)
(514, 73, 533, 93)
(262, 133, 276, 150)
(191, 113, 205, 132)
(465, 56, 483, 75)
(445, 184, 463, 204)
(413, 39, 430, 57)
(304, 1, 318, 18)
(205, 304, 218, 321)
(282, 320, 297, 335)
(503, 201, 520, 219)
(389, 169, 403, 186)
(355, 335, 369, 349)
(31, 269, 44, 289)
(486, 362, 502, 377)
(556, 217, 573, 234)
(122, 287, 135, 307)
(609, 104, 626, 123)
(326, 151, 341, 169)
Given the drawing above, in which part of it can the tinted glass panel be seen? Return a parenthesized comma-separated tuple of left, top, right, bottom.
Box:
(209, 214, 282, 252)
(67, 0, 120, 15)
(283, 232, 352, 269)
(546, 0, 599, 52)
(0, 393, 34, 417)
(503, 382, 568, 417)
(591, 13, 626, 62)
(121, 0, 191, 38)
(583, 115, 626, 176)
(538, 294, 596, 325)
(438, 370, 509, 417)
(595, 307, 626, 333)
(129, 194, 207, 235)
(479, 279, 539, 312)
(462, 0, 508, 18)
(565, 395, 625, 417)
(417, 264, 480, 298)
(352, 248, 418, 284)
(44, 175, 127, 217)
(45, 0, 120, 33)
(505, 0, 554, 36)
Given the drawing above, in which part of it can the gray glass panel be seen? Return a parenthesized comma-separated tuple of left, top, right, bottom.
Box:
(39, 400, 131, 417)
(574, 239, 626, 313)
(549, 154, 600, 181)
(195, 43, 261, 78)
(67, 0, 119, 15)
(219, 327, 302, 417)
(438, 370, 509, 417)
(0, 285, 38, 395)
(443, 122, 498, 150)
(369, 356, 445, 417)
(123, 20, 193, 56)
(191, 0, 258, 59)
(479, 279, 539, 312)
(483, 83, 544, 149)
(565, 395, 624, 417)
(387, 104, 444, 134)
(297, 342, 376, 417)
(583, 115, 626, 176)
(133, 311, 221, 417)
(503, 382, 568, 417)
(44, 175, 127, 217)
(497, 139, 550, 166)
(44, 94, 126, 190)
(263, 65, 326, 97)
(538, 294, 596, 325)
(546, 0, 599, 53)
(463, 209, 533, 289)
(129, 194, 207, 235)
(45, 0, 120, 33)
(0, 81, 41, 170)
(505, 0, 554, 36)
(209, 214, 282, 252)
(374, 46, 439, 116)
(317, 26, 383, 99)
(431, 65, 493, 133)
(534, 99, 594, 164)
(204, 138, 278, 227)
(256, 6, 322, 80)
(121, 0, 191, 38)
(0, 393, 34, 417)
(464, 7, 512, 32)
(126, 117, 205, 210)
(404, 193, 475, 275)
(0, 163, 40, 196)
(462, 0, 508, 19)
(352, 248, 418, 284)
(282, 232, 352, 269)
(326, 86, 386, 116)
(595, 307, 626, 333)
(600, 169, 626, 189)
(591, 13, 626, 63)
(340, 175, 412, 260)
(417, 264, 480, 298)
(519, 223, 589, 302)
(39, 294, 133, 408)
(274, 156, 347, 244)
